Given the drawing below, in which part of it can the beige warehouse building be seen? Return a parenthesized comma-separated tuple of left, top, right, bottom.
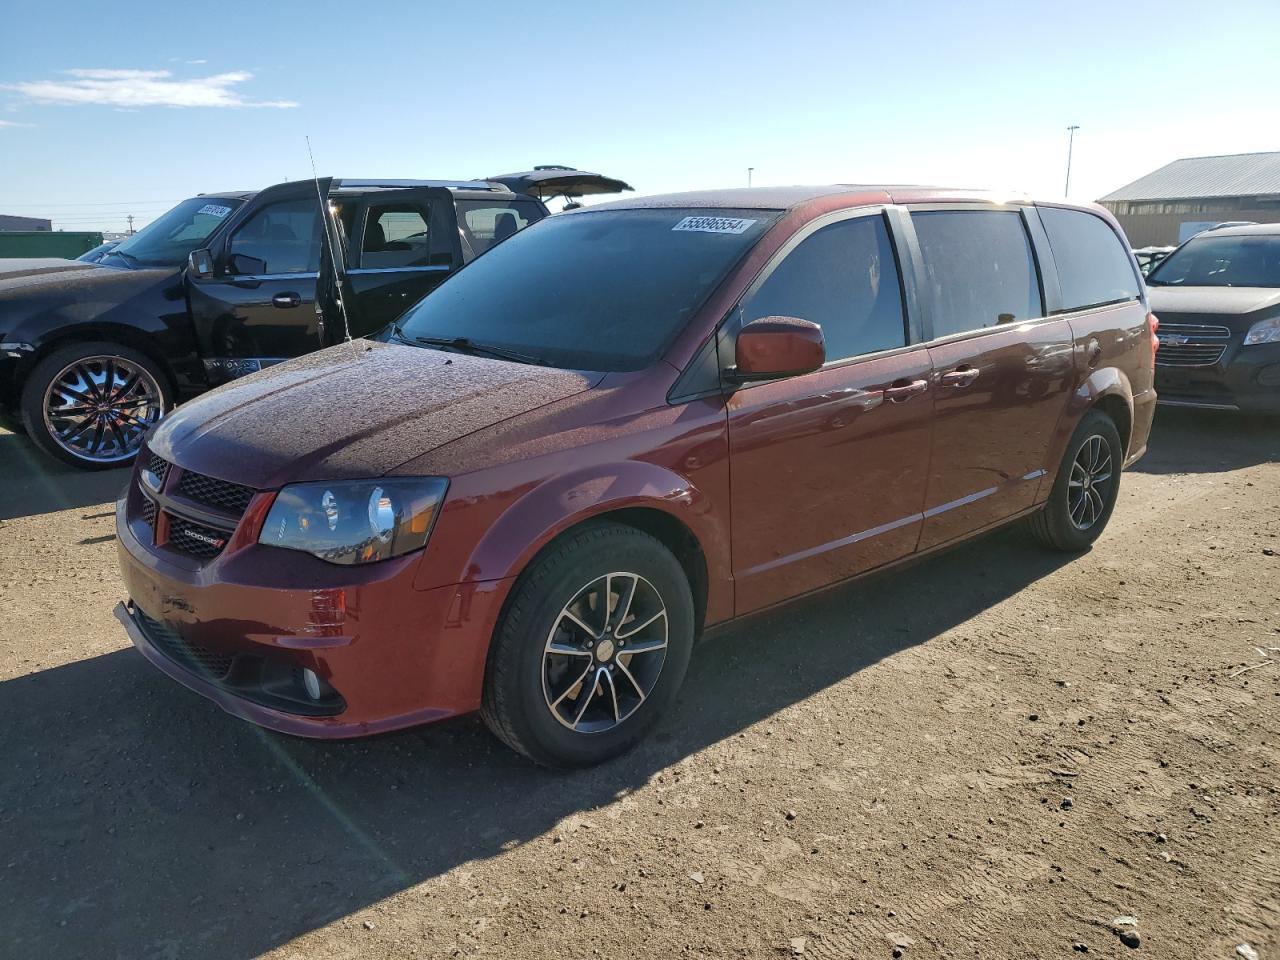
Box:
(1098, 150, 1280, 247)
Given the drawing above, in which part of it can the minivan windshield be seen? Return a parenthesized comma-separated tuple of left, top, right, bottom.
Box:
(1147, 233, 1280, 288)
(108, 196, 243, 267)
(393, 207, 777, 371)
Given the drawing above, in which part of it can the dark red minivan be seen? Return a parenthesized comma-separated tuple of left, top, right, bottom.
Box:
(115, 186, 1157, 766)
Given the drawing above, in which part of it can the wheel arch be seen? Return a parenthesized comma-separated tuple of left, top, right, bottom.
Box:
(16, 321, 181, 400)
(448, 461, 732, 635)
(1038, 365, 1136, 503)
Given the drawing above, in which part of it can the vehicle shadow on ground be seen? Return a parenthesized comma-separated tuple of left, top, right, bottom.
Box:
(0, 527, 1071, 959)
(0, 429, 130, 521)
(1131, 407, 1280, 475)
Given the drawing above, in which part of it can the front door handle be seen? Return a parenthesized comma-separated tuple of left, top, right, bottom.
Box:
(272, 292, 302, 309)
(884, 378, 929, 402)
(940, 366, 981, 387)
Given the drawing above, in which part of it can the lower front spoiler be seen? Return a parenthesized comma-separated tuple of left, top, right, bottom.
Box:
(115, 601, 454, 739)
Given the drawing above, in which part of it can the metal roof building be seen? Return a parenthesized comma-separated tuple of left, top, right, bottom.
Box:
(1098, 151, 1280, 247)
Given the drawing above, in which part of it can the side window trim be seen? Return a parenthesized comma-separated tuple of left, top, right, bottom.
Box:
(901, 202, 1049, 345)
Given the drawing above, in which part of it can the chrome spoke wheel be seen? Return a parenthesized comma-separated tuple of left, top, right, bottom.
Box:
(42, 356, 163, 464)
(1066, 434, 1113, 531)
(542, 571, 668, 734)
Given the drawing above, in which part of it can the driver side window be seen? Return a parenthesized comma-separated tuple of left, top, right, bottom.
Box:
(226, 198, 322, 276)
(742, 215, 908, 363)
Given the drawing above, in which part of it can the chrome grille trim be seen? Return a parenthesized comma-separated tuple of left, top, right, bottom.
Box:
(1156, 322, 1233, 368)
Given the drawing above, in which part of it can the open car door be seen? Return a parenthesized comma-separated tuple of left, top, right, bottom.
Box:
(323, 183, 462, 340)
(484, 166, 633, 202)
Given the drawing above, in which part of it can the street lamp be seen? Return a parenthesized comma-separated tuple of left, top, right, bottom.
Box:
(1064, 125, 1080, 198)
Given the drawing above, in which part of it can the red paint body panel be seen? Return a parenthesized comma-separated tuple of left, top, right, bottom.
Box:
(113, 186, 1156, 739)
(726, 347, 934, 613)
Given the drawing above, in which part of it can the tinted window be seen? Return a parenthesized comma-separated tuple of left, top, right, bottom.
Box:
(358, 202, 451, 269)
(456, 199, 545, 257)
(396, 208, 777, 372)
(1148, 234, 1280, 288)
(743, 216, 906, 362)
(227, 198, 321, 275)
(1039, 207, 1140, 310)
(912, 210, 1041, 337)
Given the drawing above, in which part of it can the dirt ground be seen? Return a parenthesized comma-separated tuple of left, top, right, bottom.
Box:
(1, 408, 1277, 960)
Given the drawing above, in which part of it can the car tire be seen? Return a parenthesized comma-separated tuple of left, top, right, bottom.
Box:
(480, 521, 695, 768)
(20, 341, 171, 470)
(1029, 408, 1124, 552)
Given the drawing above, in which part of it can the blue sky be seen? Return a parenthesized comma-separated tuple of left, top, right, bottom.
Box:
(3, 0, 1279, 233)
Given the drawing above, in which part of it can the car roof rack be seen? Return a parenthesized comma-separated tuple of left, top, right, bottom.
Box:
(332, 179, 502, 192)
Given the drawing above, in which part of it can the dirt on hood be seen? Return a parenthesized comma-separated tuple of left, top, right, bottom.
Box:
(147, 340, 600, 488)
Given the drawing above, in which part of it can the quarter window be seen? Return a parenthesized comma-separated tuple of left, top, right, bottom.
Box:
(1039, 207, 1140, 311)
(911, 210, 1042, 337)
(226, 198, 321, 275)
(742, 216, 907, 363)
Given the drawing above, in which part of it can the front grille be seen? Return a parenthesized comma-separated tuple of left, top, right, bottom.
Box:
(141, 495, 157, 528)
(176, 470, 255, 516)
(148, 452, 171, 488)
(168, 515, 232, 559)
(1156, 322, 1231, 367)
(135, 607, 235, 679)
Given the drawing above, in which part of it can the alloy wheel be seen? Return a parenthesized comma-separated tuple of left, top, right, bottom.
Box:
(542, 572, 669, 733)
(42, 356, 163, 464)
(1067, 434, 1113, 531)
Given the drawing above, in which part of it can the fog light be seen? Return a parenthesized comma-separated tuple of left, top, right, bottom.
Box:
(302, 668, 323, 701)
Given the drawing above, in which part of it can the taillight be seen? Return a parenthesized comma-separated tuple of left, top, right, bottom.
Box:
(1147, 312, 1160, 371)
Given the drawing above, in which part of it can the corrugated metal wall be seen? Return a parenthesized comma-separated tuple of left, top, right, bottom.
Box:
(1099, 197, 1280, 246)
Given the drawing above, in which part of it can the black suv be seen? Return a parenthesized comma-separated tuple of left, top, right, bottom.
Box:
(0, 168, 630, 467)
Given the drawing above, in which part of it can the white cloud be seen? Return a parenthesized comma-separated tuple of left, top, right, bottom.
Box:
(8, 68, 297, 109)
(0, 119, 34, 128)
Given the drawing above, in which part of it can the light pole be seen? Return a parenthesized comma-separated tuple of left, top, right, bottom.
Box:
(747, 167, 754, 188)
(1064, 125, 1080, 198)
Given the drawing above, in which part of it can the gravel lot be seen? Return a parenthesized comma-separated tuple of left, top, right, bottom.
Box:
(1, 408, 1277, 960)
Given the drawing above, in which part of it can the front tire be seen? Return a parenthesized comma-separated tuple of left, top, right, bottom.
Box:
(19, 341, 171, 470)
(1029, 408, 1123, 551)
(481, 522, 695, 768)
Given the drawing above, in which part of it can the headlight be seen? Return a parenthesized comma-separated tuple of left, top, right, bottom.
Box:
(259, 477, 448, 565)
(1244, 316, 1280, 346)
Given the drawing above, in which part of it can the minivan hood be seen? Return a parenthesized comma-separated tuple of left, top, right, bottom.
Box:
(1148, 285, 1280, 317)
(148, 340, 600, 489)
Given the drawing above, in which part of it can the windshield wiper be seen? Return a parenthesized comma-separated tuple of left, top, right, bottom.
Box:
(411, 335, 542, 366)
(107, 249, 140, 268)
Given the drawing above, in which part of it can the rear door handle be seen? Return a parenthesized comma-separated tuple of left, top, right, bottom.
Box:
(940, 366, 980, 387)
(272, 292, 302, 309)
(884, 378, 929, 402)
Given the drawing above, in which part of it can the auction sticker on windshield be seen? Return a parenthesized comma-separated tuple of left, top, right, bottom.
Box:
(197, 204, 233, 218)
(672, 216, 757, 235)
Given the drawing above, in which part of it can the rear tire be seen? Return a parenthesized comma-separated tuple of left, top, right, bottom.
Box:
(19, 341, 171, 470)
(1029, 408, 1123, 552)
(481, 522, 695, 768)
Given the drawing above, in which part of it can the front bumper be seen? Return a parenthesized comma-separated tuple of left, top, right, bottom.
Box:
(115, 495, 513, 738)
(1155, 340, 1280, 413)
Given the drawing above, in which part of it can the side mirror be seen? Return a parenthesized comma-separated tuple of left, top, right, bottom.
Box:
(187, 248, 214, 280)
(728, 316, 825, 382)
(228, 253, 267, 277)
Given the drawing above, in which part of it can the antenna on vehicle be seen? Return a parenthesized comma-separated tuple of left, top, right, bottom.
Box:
(307, 135, 353, 345)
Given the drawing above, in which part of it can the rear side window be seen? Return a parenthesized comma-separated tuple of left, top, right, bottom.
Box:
(357, 202, 452, 269)
(1039, 207, 1140, 311)
(912, 210, 1042, 338)
(742, 215, 907, 362)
